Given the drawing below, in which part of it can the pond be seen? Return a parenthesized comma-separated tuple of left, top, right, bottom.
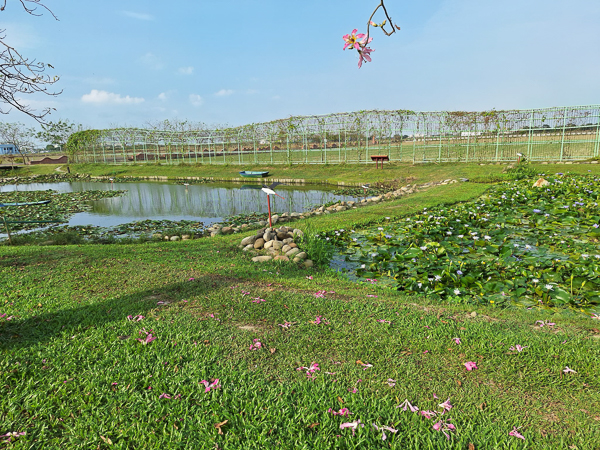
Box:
(0, 181, 360, 228)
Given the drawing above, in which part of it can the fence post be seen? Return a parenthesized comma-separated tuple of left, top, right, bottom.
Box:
(594, 111, 600, 158)
(559, 106, 568, 162)
(527, 110, 534, 160)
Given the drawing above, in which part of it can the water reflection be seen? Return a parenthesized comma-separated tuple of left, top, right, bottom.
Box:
(0, 181, 358, 227)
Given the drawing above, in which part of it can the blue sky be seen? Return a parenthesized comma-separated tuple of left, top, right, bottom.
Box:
(2, 0, 600, 129)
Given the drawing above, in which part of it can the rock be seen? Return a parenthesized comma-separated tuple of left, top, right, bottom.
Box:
(335, 205, 348, 212)
(254, 238, 265, 249)
(295, 252, 307, 260)
(470, 311, 477, 317)
(241, 224, 249, 229)
(264, 240, 274, 249)
(164, 236, 170, 240)
(293, 229, 304, 239)
(271, 215, 279, 223)
(532, 178, 550, 187)
(272, 241, 284, 250)
(283, 238, 293, 245)
(293, 256, 303, 263)
(286, 248, 301, 258)
(303, 259, 314, 268)
(152, 233, 162, 239)
(263, 231, 275, 241)
(170, 236, 180, 241)
(258, 220, 267, 226)
(181, 234, 191, 240)
(290, 212, 301, 217)
(210, 231, 221, 237)
(221, 227, 233, 235)
(243, 244, 255, 252)
(241, 235, 257, 246)
(252, 256, 273, 263)
(288, 242, 298, 248)
(277, 232, 290, 240)
(282, 244, 292, 253)
(274, 255, 290, 262)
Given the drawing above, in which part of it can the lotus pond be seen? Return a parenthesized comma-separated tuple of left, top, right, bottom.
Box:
(328, 173, 600, 315)
(0, 181, 359, 236)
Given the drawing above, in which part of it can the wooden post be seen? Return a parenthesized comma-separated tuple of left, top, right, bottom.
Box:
(2, 216, 12, 245)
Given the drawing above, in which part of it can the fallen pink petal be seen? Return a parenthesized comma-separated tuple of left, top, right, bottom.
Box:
(159, 393, 171, 399)
(386, 378, 396, 387)
(397, 399, 419, 412)
(464, 361, 478, 371)
(200, 379, 220, 392)
(563, 366, 577, 374)
(439, 398, 453, 412)
(453, 338, 461, 345)
(509, 426, 526, 440)
(420, 410, 438, 419)
(340, 420, 364, 436)
(328, 407, 352, 416)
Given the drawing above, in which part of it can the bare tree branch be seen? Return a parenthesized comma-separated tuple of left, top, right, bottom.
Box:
(365, 0, 401, 45)
(0, 0, 60, 122)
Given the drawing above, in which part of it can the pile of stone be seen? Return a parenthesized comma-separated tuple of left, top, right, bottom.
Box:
(239, 226, 313, 267)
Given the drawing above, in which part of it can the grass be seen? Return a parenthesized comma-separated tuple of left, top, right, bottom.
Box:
(1, 171, 599, 448)
(8, 160, 600, 187)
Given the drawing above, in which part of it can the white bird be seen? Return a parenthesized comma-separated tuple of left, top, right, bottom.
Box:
(241, 182, 285, 227)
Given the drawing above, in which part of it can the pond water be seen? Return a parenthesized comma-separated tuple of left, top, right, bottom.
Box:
(0, 181, 360, 228)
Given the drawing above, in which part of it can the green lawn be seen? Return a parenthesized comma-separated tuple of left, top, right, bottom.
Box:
(1, 171, 599, 449)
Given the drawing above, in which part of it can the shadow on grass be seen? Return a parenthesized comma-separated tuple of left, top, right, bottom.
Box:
(0, 274, 232, 351)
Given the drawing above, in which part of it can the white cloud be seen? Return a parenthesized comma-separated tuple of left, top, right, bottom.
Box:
(81, 89, 145, 105)
(214, 89, 234, 97)
(122, 11, 154, 21)
(139, 53, 163, 70)
(178, 66, 194, 75)
(189, 94, 204, 107)
(158, 92, 168, 101)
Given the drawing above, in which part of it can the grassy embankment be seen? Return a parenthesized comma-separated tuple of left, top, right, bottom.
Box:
(9, 160, 600, 185)
(1, 171, 600, 449)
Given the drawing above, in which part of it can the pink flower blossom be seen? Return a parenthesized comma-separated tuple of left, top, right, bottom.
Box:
(314, 290, 326, 298)
(464, 361, 478, 371)
(342, 29, 366, 51)
(159, 393, 171, 399)
(1, 431, 26, 442)
(137, 333, 156, 345)
(340, 420, 364, 436)
(386, 378, 396, 387)
(357, 46, 374, 68)
(420, 410, 438, 419)
(200, 379, 221, 392)
(278, 321, 295, 329)
(251, 297, 265, 303)
(397, 399, 419, 412)
(509, 426, 525, 440)
(249, 339, 262, 350)
(535, 320, 555, 327)
(313, 315, 329, 325)
(438, 398, 453, 412)
(373, 424, 398, 441)
(509, 344, 528, 352)
(127, 315, 144, 321)
(433, 421, 456, 440)
(453, 338, 461, 345)
(348, 387, 358, 393)
(328, 407, 352, 416)
(563, 366, 577, 374)
(297, 362, 320, 379)
(188, 277, 195, 281)
(306, 276, 313, 280)
(377, 319, 391, 324)
(367, 294, 378, 297)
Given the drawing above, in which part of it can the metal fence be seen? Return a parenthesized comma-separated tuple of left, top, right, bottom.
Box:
(69, 105, 600, 165)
